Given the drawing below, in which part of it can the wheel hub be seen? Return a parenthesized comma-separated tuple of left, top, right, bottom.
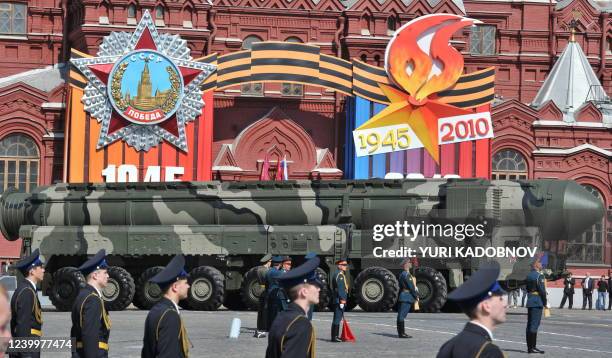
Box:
(362, 278, 384, 303)
(192, 277, 212, 301)
(144, 282, 162, 301)
(417, 281, 432, 302)
(103, 279, 120, 301)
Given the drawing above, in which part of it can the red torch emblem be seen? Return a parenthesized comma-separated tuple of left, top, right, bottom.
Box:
(356, 14, 482, 162)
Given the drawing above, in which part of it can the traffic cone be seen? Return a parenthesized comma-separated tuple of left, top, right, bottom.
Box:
(341, 319, 356, 342)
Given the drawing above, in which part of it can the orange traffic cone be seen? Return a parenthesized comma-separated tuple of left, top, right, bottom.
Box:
(341, 318, 356, 342)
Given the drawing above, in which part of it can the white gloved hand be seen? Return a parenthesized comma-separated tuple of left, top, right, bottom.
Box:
(340, 304, 345, 309)
(546, 304, 551, 309)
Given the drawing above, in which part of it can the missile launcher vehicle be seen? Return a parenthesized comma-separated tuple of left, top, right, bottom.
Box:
(0, 178, 604, 312)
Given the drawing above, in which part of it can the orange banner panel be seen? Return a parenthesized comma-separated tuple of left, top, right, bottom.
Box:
(88, 121, 105, 183)
(68, 88, 86, 183)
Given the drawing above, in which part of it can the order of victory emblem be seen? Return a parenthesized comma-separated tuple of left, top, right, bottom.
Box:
(71, 10, 216, 151)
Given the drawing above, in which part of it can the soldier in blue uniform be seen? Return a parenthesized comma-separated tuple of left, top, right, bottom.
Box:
(266, 256, 284, 330)
(9, 249, 45, 358)
(525, 259, 547, 354)
(71, 249, 111, 358)
(265, 257, 321, 358)
(437, 262, 507, 358)
(304, 252, 317, 321)
(396, 258, 418, 339)
(330, 258, 349, 342)
(142, 255, 191, 358)
(255, 253, 272, 338)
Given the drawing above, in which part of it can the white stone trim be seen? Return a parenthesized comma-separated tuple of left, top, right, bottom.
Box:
(212, 166, 243, 171)
(533, 120, 611, 128)
(42, 102, 65, 109)
(533, 144, 611, 157)
(43, 132, 64, 139)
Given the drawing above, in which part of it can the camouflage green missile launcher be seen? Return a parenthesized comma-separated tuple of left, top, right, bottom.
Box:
(0, 179, 604, 313)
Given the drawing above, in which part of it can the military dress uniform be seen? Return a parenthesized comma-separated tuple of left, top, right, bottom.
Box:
(266, 256, 283, 331)
(9, 249, 44, 358)
(265, 257, 321, 358)
(437, 262, 506, 358)
(255, 254, 272, 337)
(525, 268, 547, 354)
(304, 252, 318, 321)
(71, 250, 111, 358)
(330, 259, 348, 342)
(142, 255, 191, 358)
(396, 269, 418, 338)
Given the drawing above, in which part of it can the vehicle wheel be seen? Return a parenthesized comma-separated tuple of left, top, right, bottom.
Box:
(178, 299, 191, 310)
(353, 267, 398, 312)
(47, 267, 86, 312)
(414, 266, 447, 313)
(240, 266, 264, 311)
(224, 290, 247, 310)
(187, 266, 224, 311)
(133, 267, 164, 310)
(102, 266, 135, 311)
(345, 295, 358, 312)
(315, 268, 330, 312)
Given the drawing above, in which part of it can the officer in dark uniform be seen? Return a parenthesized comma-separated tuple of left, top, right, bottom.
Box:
(254, 253, 272, 338)
(330, 258, 349, 342)
(142, 255, 191, 358)
(396, 258, 418, 339)
(265, 256, 284, 330)
(71, 249, 111, 358)
(265, 257, 321, 358)
(9, 249, 45, 358)
(559, 272, 575, 309)
(304, 252, 317, 321)
(525, 259, 546, 354)
(437, 261, 507, 358)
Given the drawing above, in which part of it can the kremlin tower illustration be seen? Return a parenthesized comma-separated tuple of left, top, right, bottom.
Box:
(123, 59, 170, 111)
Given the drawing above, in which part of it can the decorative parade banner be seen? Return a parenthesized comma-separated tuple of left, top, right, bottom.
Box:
(353, 14, 494, 162)
(66, 12, 494, 183)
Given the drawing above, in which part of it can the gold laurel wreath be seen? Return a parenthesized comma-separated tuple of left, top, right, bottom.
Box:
(111, 62, 129, 111)
(161, 66, 180, 114)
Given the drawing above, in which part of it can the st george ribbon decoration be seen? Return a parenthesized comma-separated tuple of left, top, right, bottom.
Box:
(71, 10, 216, 152)
(353, 14, 494, 162)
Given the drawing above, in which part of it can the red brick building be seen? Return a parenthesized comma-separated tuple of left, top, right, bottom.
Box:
(0, 0, 609, 273)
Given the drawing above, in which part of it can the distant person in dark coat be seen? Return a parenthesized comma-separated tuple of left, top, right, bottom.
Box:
(559, 272, 575, 309)
(582, 272, 594, 310)
(608, 270, 612, 311)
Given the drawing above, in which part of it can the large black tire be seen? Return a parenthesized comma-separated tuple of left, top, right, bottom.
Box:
(414, 266, 447, 313)
(315, 268, 330, 312)
(353, 267, 398, 312)
(178, 299, 191, 310)
(187, 266, 224, 311)
(224, 290, 247, 310)
(102, 266, 135, 311)
(133, 266, 164, 310)
(345, 295, 358, 312)
(240, 266, 264, 310)
(47, 267, 86, 312)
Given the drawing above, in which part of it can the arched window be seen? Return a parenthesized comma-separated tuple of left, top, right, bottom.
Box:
(241, 35, 264, 96)
(282, 37, 304, 97)
(154, 4, 165, 26)
(567, 185, 605, 264)
(0, 134, 39, 193)
(127, 4, 136, 19)
(492, 149, 528, 180)
(387, 16, 396, 34)
(242, 35, 262, 50)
